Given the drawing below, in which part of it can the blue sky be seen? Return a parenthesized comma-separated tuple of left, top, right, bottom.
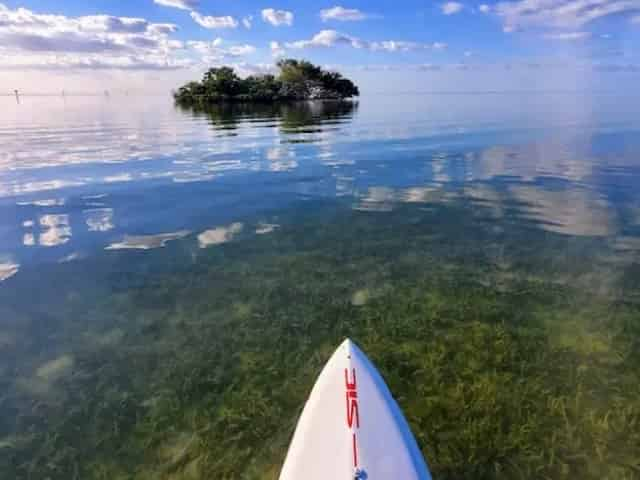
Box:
(1, 0, 639, 93)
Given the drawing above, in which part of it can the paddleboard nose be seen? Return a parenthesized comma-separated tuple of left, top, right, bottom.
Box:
(279, 338, 432, 480)
(340, 338, 355, 356)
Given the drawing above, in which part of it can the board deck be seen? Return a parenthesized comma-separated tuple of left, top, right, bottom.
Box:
(279, 339, 432, 480)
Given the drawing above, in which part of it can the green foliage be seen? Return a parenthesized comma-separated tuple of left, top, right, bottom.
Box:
(173, 59, 359, 104)
(203, 67, 244, 97)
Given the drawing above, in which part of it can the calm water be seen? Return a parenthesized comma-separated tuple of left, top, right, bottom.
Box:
(1, 93, 640, 479)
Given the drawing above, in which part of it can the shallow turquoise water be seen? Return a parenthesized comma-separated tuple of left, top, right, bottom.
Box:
(1, 93, 640, 479)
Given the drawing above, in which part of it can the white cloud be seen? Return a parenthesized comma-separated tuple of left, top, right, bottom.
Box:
(496, 0, 640, 31)
(0, 54, 192, 70)
(231, 62, 277, 76)
(242, 15, 253, 29)
(479, 4, 491, 13)
(285, 30, 447, 52)
(270, 40, 286, 57)
(370, 40, 438, 52)
(187, 39, 255, 61)
(442, 2, 464, 15)
(153, 0, 199, 10)
(0, 3, 187, 70)
(190, 11, 238, 29)
(286, 30, 363, 49)
(543, 31, 591, 40)
(320, 6, 369, 21)
(633, 14, 640, 23)
(228, 45, 256, 56)
(154, 0, 238, 30)
(148, 23, 179, 35)
(262, 8, 294, 26)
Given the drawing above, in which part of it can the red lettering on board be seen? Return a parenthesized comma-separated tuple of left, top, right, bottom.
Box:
(344, 368, 360, 429)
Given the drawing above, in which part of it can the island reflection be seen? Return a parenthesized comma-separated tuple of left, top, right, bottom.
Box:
(176, 100, 358, 136)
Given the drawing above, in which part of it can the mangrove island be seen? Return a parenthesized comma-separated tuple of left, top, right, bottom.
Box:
(173, 59, 360, 104)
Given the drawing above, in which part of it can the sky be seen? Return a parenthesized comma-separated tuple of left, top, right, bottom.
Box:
(0, 0, 639, 93)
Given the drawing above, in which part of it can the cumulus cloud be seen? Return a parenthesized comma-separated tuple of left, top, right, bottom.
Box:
(153, 0, 199, 10)
(0, 3, 253, 72)
(242, 15, 253, 29)
(270, 40, 286, 57)
(262, 8, 294, 26)
(0, 3, 188, 69)
(286, 30, 363, 49)
(187, 38, 255, 63)
(0, 53, 192, 70)
(285, 30, 447, 52)
(479, 4, 491, 13)
(370, 40, 446, 52)
(231, 62, 277, 76)
(152, 0, 238, 30)
(543, 31, 591, 40)
(320, 6, 369, 21)
(148, 23, 179, 35)
(190, 11, 238, 29)
(442, 2, 464, 15)
(496, 0, 640, 31)
(228, 45, 256, 56)
(1, 32, 128, 53)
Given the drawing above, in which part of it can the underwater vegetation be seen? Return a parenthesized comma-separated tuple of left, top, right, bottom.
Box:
(1, 197, 640, 479)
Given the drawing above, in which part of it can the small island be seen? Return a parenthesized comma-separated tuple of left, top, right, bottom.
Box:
(173, 59, 359, 105)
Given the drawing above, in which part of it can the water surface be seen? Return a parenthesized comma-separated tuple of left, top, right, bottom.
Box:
(1, 93, 640, 479)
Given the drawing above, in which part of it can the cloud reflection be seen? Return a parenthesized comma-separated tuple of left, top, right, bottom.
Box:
(198, 222, 243, 248)
(106, 230, 190, 250)
(23, 233, 36, 246)
(256, 223, 279, 234)
(509, 185, 615, 237)
(17, 198, 66, 207)
(0, 259, 19, 281)
(468, 142, 595, 183)
(354, 185, 451, 211)
(39, 214, 72, 246)
(267, 147, 298, 172)
(85, 208, 115, 232)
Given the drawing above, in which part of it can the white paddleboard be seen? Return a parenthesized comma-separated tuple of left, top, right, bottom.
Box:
(280, 338, 432, 480)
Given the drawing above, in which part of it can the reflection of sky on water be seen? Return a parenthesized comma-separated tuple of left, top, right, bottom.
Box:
(106, 231, 190, 250)
(38, 214, 72, 247)
(0, 258, 19, 282)
(256, 223, 279, 235)
(85, 208, 115, 232)
(198, 222, 243, 248)
(508, 185, 615, 237)
(1, 93, 640, 278)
